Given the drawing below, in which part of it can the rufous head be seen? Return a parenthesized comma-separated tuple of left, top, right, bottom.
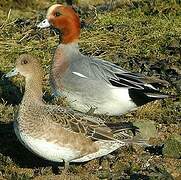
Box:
(37, 4, 80, 44)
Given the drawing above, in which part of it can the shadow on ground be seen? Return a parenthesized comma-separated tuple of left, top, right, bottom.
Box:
(0, 121, 57, 168)
(0, 70, 54, 105)
(0, 71, 22, 105)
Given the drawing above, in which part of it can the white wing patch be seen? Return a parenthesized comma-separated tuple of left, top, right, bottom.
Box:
(72, 72, 88, 78)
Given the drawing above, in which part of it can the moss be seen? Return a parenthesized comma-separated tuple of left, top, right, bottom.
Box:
(0, 0, 36, 9)
(0, 0, 180, 179)
(163, 134, 181, 159)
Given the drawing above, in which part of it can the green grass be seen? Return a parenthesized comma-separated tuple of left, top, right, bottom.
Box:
(0, 0, 181, 179)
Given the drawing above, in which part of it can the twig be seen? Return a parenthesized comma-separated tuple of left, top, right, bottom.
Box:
(7, 8, 11, 20)
(0, 9, 12, 29)
(18, 33, 30, 43)
(18, 29, 34, 43)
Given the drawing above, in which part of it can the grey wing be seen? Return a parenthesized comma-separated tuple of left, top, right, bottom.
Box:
(69, 54, 144, 89)
(69, 53, 168, 90)
(90, 57, 149, 89)
(88, 56, 169, 91)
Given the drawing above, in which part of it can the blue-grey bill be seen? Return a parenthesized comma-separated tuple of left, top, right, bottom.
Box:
(5, 68, 18, 78)
(37, 19, 50, 28)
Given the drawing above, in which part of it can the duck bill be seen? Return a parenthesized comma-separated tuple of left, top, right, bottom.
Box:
(5, 68, 18, 78)
(37, 19, 50, 28)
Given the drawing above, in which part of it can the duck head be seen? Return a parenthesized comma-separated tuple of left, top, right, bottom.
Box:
(37, 4, 81, 44)
(5, 54, 43, 79)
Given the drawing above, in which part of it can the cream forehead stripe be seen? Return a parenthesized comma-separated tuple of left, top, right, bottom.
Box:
(46, 4, 63, 18)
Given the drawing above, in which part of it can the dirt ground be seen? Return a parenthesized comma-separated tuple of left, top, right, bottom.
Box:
(0, 0, 180, 179)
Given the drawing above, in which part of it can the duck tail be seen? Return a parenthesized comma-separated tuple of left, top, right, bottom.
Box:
(105, 122, 139, 135)
(106, 122, 150, 146)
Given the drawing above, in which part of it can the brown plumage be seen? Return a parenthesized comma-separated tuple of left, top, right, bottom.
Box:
(6, 54, 144, 169)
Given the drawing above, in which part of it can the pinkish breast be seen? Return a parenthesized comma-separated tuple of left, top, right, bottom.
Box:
(51, 47, 70, 90)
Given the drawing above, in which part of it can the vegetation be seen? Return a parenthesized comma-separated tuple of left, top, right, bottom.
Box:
(0, 0, 180, 179)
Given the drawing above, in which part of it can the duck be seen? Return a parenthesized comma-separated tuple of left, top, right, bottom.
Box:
(5, 54, 144, 169)
(37, 4, 169, 116)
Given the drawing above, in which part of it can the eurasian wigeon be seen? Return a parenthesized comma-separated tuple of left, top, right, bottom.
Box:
(5, 54, 144, 169)
(37, 4, 169, 115)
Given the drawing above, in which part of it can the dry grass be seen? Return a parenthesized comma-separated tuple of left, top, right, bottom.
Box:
(0, 0, 180, 179)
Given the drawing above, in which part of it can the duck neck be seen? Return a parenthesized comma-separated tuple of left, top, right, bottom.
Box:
(58, 18, 80, 44)
(22, 74, 43, 105)
(61, 27, 80, 44)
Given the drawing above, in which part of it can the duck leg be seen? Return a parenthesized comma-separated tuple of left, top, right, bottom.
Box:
(64, 161, 70, 171)
(60, 161, 70, 174)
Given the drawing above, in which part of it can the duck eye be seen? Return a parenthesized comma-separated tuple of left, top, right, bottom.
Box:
(21, 59, 28, 65)
(55, 12, 61, 17)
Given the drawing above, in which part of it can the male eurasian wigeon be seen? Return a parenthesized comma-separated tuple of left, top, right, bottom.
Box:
(5, 54, 144, 169)
(37, 4, 169, 116)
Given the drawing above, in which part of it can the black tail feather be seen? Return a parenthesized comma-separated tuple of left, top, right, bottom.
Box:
(128, 89, 170, 106)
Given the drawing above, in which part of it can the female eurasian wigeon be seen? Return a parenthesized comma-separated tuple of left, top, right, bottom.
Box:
(37, 4, 169, 116)
(5, 54, 144, 169)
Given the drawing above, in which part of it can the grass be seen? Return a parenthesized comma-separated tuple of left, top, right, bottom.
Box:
(0, 0, 181, 179)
